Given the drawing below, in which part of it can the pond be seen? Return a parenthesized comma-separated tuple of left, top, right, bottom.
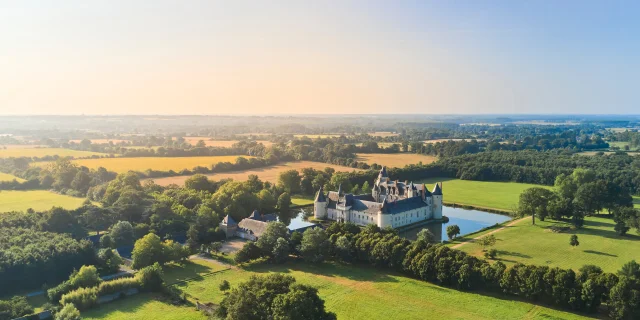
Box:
(279, 207, 318, 232)
(398, 206, 512, 242)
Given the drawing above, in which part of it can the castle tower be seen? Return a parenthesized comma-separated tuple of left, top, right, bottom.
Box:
(431, 183, 443, 219)
(314, 186, 328, 219)
(220, 215, 238, 239)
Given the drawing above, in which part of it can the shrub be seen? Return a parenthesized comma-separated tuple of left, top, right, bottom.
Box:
(0, 296, 34, 319)
(47, 265, 101, 302)
(97, 277, 140, 296)
(60, 287, 98, 311)
(55, 303, 80, 320)
(135, 263, 164, 292)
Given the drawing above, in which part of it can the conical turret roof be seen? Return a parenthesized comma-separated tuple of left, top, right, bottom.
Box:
(379, 166, 388, 177)
(432, 183, 442, 196)
(315, 186, 326, 202)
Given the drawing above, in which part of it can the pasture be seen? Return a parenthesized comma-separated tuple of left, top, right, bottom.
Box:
(356, 153, 437, 168)
(0, 172, 24, 182)
(150, 161, 361, 186)
(0, 148, 105, 159)
(66, 156, 250, 173)
(163, 260, 593, 320)
(456, 216, 640, 273)
(417, 178, 551, 212)
(0, 190, 87, 213)
(82, 293, 206, 320)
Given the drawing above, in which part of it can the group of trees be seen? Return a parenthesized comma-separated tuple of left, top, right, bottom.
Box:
(216, 274, 336, 320)
(518, 168, 636, 229)
(131, 233, 190, 269)
(235, 222, 640, 319)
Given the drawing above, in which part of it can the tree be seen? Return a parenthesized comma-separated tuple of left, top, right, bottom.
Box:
(361, 181, 370, 194)
(278, 170, 301, 194)
(71, 265, 101, 288)
(56, 303, 80, 320)
(416, 228, 436, 243)
(219, 279, 230, 292)
(109, 221, 135, 247)
(570, 234, 580, 247)
(613, 207, 637, 236)
(235, 241, 262, 264)
(478, 234, 497, 251)
(256, 222, 289, 256)
(272, 237, 290, 263)
(277, 192, 291, 212)
(618, 260, 640, 280)
(334, 235, 353, 262)
(132, 233, 165, 269)
(446, 225, 461, 240)
(184, 174, 213, 192)
(299, 228, 330, 263)
(272, 284, 337, 320)
(258, 189, 277, 213)
(518, 187, 555, 224)
(100, 234, 115, 248)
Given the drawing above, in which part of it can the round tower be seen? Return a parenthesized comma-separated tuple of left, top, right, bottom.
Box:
(314, 186, 328, 220)
(431, 183, 443, 219)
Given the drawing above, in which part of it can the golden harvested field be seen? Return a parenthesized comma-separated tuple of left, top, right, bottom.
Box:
(0, 172, 24, 182)
(294, 134, 343, 139)
(356, 153, 437, 168)
(150, 161, 361, 186)
(0, 144, 47, 149)
(369, 131, 399, 137)
(424, 138, 486, 144)
(0, 148, 105, 158)
(69, 139, 129, 144)
(52, 156, 251, 173)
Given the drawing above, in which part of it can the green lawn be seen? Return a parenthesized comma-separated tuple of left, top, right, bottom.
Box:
(82, 293, 206, 320)
(634, 196, 640, 209)
(0, 172, 24, 182)
(167, 261, 594, 320)
(456, 216, 640, 273)
(291, 195, 314, 206)
(0, 190, 88, 213)
(416, 177, 551, 212)
(162, 259, 229, 285)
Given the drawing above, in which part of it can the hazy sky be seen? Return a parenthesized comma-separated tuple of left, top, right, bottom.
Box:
(1, 1, 639, 115)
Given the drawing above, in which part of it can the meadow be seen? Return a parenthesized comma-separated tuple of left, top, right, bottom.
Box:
(0, 190, 87, 213)
(456, 216, 640, 273)
(418, 178, 552, 212)
(355, 153, 437, 168)
(0, 147, 105, 159)
(64, 156, 250, 173)
(157, 260, 594, 320)
(150, 161, 361, 186)
(82, 293, 206, 320)
(0, 172, 24, 182)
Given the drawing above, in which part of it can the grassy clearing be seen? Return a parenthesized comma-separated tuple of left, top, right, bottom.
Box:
(58, 156, 250, 173)
(456, 216, 640, 273)
(0, 190, 87, 213)
(167, 261, 594, 320)
(355, 153, 437, 168)
(149, 161, 361, 186)
(82, 293, 206, 320)
(417, 178, 552, 212)
(291, 195, 314, 206)
(0, 172, 24, 182)
(162, 260, 229, 285)
(0, 148, 105, 159)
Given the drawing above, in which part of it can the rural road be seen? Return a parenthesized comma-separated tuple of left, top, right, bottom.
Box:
(451, 216, 529, 249)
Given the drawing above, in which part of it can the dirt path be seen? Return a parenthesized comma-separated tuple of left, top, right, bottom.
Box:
(451, 216, 529, 249)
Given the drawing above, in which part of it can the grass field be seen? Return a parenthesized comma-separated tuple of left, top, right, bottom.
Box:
(162, 260, 594, 320)
(368, 131, 398, 137)
(82, 293, 206, 320)
(60, 156, 251, 173)
(356, 153, 437, 168)
(417, 178, 551, 212)
(291, 195, 314, 206)
(0, 148, 105, 158)
(149, 161, 361, 186)
(0, 172, 24, 182)
(0, 190, 87, 213)
(456, 216, 640, 273)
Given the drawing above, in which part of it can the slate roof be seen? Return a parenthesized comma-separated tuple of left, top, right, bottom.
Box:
(423, 184, 432, 197)
(315, 186, 326, 202)
(238, 219, 269, 238)
(222, 215, 237, 226)
(383, 196, 429, 214)
(432, 183, 443, 196)
(379, 166, 388, 177)
(249, 210, 261, 220)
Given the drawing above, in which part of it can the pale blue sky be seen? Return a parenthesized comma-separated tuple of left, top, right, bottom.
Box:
(0, 1, 638, 115)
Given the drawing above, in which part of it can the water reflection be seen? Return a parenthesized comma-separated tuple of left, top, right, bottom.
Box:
(278, 207, 317, 231)
(399, 206, 512, 242)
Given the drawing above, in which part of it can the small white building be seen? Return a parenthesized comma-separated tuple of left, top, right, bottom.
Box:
(314, 167, 443, 229)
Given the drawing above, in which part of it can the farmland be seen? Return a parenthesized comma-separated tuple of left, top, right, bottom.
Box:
(182, 137, 273, 147)
(0, 172, 24, 182)
(456, 216, 640, 273)
(418, 178, 551, 212)
(0, 148, 106, 159)
(0, 190, 87, 213)
(60, 156, 250, 173)
(356, 153, 437, 168)
(424, 138, 486, 144)
(150, 161, 361, 186)
(157, 260, 593, 320)
(69, 139, 129, 144)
